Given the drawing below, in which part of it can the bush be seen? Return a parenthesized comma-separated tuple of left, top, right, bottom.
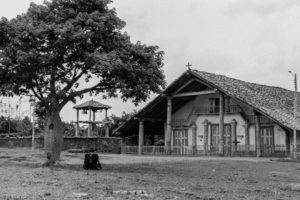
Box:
(0, 115, 41, 137)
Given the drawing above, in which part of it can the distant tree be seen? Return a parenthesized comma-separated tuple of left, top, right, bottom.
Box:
(109, 110, 136, 133)
(0, 116, 9, 133)
(0, 116, 32, 136)
(0, 117, 16, 134)
(63, 121, 75, 137)
(0, 0, 165, 163)
(21, 116, 32, 135)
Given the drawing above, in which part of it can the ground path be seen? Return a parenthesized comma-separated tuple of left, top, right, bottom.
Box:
(0, 148, 299, 199)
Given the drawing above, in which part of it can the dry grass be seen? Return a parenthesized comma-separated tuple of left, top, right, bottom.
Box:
(0, 148, 299, 200)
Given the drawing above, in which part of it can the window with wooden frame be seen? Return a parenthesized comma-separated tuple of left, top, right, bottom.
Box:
(209, 98, 220, 113)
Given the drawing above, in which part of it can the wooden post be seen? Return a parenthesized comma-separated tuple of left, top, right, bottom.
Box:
(255, 113, 261, 157)
(166, 97, 172, 154)
(105, 109, 109, 138)
(191, 124, 197, 155)
(138, 120, 144, 155)
(225, 96, 231, 112)
(105, 125, 109, 138)
(203, 120, 209, 155)
(219, 93, 224, 155)
(75, 109, 79, 137)
(290, 130, 293, 155)
(31, 113, 35, 151)
(88, 108, 92, 137)
(285, 130, 290, 156)
(121, 138, 125, 154)
(164, 122, 167, 148)
(92, 110, 96, 135)
(231, 119, 237, 153)
(287, 72, 298, 160)
(244, 123, 250, 155)
(293, 73, 298, 160)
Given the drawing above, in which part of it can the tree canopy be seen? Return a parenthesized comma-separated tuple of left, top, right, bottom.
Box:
(0, 0, 165, 117)
(0, 0, 165, 162)
(109, 110, 136, 134)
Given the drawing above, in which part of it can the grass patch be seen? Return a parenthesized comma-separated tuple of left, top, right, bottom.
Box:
(0, 148, 299, 200)
(0, 156, 11, 159)
(9, 156, 27, 162)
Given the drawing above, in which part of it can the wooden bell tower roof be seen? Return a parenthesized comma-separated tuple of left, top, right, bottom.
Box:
(73, 100, 111, 110)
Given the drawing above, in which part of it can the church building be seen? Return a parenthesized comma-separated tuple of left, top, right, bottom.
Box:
(117, 69, 300, 157)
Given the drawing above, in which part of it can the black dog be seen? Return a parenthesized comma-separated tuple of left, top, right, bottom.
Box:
(83, 153, 92, 170)
(91, 154, 102, 170)
(83, 153, 102, 170)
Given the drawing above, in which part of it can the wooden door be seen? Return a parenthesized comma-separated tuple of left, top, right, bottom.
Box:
(173, 129, 188, 155)
(260, 127, 274, 156)
(223, 125, 232, 155)
(210, 124, 232, 155)
(211, 124, 219, 152)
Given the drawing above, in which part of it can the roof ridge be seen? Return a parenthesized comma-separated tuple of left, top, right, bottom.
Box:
(73, 99, 111, 109)
(192, 69, 298, 94)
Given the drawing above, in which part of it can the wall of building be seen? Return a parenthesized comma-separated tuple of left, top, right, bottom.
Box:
(0, 137, 122, 153)
(249, 124, 287, 146)
(249, 125, 255, 147)
(0, 137, 44, 148)
(172, 93, 220, 119)
(195, 114, 245, 146)
(172, 98, 195, 119)
(289, 130, 300, 147)
(170, 93, 289, 148)
(274, 125, 286, 145)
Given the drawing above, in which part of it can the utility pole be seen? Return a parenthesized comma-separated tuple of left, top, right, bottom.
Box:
(8, 97, 11, 134)
(289, 71, 298, 161)
(29, 96, 36, 151)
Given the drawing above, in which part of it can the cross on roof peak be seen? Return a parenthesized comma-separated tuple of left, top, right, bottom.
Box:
(186, 62, 192, 70)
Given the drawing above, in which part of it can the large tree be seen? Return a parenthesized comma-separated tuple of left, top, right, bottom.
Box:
(0, 0, 165, 163)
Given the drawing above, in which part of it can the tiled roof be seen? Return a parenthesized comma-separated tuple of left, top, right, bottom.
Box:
(116, 70, 300, 134)
(190, 69, 300, 130)
(73, 100, 111, 110)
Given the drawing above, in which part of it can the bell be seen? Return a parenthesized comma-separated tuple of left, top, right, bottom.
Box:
(82, 110, 88, 114)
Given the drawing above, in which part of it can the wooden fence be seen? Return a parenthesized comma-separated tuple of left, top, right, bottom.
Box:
(123, 144, 290, 157)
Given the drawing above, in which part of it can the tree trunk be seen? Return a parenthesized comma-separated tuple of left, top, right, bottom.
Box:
(44, 110, 64, 164)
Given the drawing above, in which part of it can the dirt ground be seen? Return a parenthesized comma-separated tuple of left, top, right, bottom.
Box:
(0, 148, 299, 200)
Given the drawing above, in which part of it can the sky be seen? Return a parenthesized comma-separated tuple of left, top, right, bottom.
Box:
(0, 0, 300, 122)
